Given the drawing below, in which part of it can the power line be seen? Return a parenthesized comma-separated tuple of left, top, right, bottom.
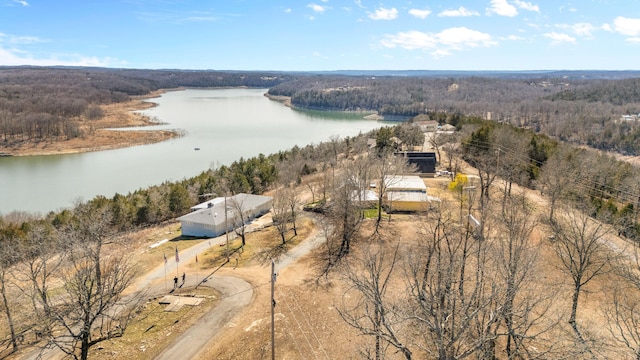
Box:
(282, 286, 331, 359)
(280, 287, 319, 359)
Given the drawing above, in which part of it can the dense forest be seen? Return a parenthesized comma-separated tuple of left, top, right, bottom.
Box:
(268, 74, 640, 155)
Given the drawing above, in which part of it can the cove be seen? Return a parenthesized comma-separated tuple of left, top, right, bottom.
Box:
(0, 88, 383, 215)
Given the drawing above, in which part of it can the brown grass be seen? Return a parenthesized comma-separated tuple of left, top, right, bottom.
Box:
(0, 91, 180, 156)
(89, 287, 220, 360)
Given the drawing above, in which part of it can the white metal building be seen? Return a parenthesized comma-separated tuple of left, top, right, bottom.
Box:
(177, 193, 273, 238)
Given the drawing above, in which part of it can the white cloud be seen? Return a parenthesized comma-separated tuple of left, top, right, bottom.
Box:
(408, 8, 431, 19)
(284, 8, 292, 13)
(625, 37, 640, 43)
(556, 22, 597, 38)
(308, 3, 326, 13)
(431, 48, 452, 58)
(503, 34, 524, 40)
(437, 27, 497, 48)
(381, 30, 436, 50)
(438, 6, 479, 17)
(0, 46, 118, 67)
(602, 24, 612, 32)
(369, 7, 398, 20)
(570, 23, 596, 37)
(0, 33, 44, 44)
(487, 0, 518, 17)
(513, 0, 539, 12)
(312, 51, 328, 59)
(381, 27, 497, 56)
(614, 16, 640, 37)
(183, 16, 218, 22)
(12, 0, 29, 6)
(543, 32, 576, 45)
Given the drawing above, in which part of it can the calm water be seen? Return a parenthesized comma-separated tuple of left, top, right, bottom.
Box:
(0, 88, 382, 215)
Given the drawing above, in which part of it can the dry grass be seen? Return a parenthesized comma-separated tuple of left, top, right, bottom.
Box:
(4, 173, 639, 359)
(0, 92, 180, 156)
(89, 287, 220, 360)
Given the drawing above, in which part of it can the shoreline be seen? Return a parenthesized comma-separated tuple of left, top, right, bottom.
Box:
(263, 92, 384, 119)
(0, 89, 184, 157)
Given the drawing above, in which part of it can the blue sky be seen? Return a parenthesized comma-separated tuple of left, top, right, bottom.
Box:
(1, 0, 639, 71)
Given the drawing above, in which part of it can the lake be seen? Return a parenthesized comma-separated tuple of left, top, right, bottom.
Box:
(0, 88, 383, 215)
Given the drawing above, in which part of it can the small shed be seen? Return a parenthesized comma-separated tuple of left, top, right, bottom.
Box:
(177, 193, 273, 238)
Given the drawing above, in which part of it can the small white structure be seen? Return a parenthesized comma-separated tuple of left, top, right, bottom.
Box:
(385, 175, 432, 212)
(177, 193, 273, 238)
(415, 120, 439, 132)
(386, 175, 428, 193)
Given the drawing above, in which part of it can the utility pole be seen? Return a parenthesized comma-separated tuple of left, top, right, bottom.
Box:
(224, 196, 229, 262)
(271, 259, 276, 360)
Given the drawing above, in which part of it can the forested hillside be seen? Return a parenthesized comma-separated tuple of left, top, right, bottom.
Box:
(268, 74, 640, 155)
(3, 67, 640, 155)
(0, 67, 293, 143)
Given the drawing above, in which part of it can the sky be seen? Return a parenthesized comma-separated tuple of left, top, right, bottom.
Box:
(1, 0, 639, 71)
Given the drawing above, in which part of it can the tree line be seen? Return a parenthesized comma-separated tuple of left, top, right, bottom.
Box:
(268, 75, 640, 156)
(3, 67, 640, 156)
(0, 67, 294, 144)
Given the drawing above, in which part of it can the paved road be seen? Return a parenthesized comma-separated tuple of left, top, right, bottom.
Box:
(20, 233, 236, 360)
(154, 215, 328, 359)
(154, 275, 253, 360)
(20, 214, 326, 360)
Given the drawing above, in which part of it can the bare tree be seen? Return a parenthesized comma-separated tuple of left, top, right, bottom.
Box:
(0, 233, 19, 354)
(492, 193, 559, 358)
(228, 196, 249, 248)
(371, 152, 416, 232)
(272, 187, 290, 244)
(538, 145, 581, 223)
(405, 201, 499, 359)
(603, 245, 640, 359)
(285, 186, 301, 236)
(441, 132, 461, 176)
(493, 128, 529, 212)
(604, 287, 640, 359)
(337, 243, 412, 360)
(43, 203, 138, 360)
(552, 206, 614, 353)
(324, 157, 369, 264)
(429, 131, 442, 164)
(14, 223, 64, 321)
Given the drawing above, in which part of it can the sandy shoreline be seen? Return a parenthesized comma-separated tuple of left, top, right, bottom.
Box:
(0, 89, 182, 157)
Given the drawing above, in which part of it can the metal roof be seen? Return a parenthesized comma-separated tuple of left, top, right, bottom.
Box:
(177, 193, 272, 226)
(385, 175, 427, 192)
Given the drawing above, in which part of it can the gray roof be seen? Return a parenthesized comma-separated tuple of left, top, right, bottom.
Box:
(177, 193, 272, 226)
(385, 175, 427, 192)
